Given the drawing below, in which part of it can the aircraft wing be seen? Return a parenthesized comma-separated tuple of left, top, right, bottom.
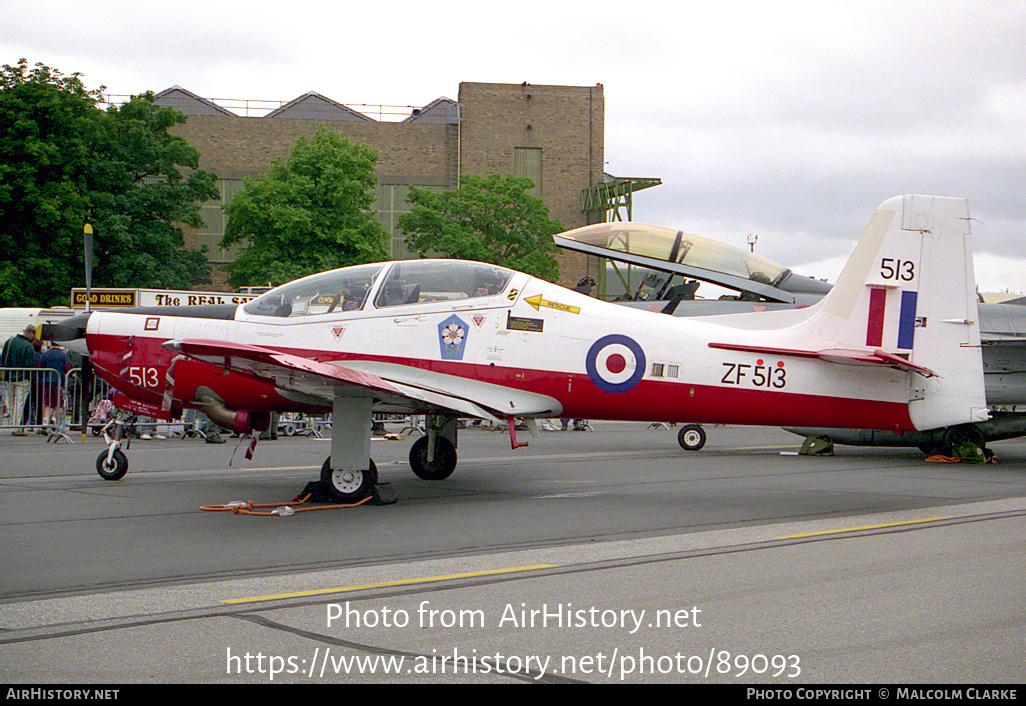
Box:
(165, 339, 562, 422)
(708, 342, 937, 377)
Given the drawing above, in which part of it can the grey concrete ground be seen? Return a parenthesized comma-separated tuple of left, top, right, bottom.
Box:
(1, 423, 1024, 683)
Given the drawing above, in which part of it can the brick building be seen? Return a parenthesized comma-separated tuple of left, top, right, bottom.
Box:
(158, 82, 605, 289)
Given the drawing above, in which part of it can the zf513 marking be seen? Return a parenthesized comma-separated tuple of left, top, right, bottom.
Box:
(880, 257, 915, 281)
(721, 361, 787, 388)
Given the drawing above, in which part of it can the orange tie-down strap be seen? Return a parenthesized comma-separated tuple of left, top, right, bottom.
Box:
(201, 494, 372, 516)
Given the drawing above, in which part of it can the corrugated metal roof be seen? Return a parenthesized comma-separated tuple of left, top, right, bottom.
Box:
(403, 97, 459, 124)
(265, 91, 373, 121)
(154, 86, 237, 117)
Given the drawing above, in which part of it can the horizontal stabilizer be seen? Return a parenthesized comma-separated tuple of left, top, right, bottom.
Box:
(707, 342, 937, 377)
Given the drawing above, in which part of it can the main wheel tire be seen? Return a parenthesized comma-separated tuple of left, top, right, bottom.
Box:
(943, 424, 985, 450)
(409, 435, 457, 480)
(320, 457, 377, 503)
(96, 449, 129, 481)
(677, 424, 707, 451)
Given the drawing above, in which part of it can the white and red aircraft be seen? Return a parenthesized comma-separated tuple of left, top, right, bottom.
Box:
(44, 195, 988, 502)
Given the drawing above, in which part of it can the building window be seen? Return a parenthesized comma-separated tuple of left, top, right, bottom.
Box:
(195, 178, 246, 263)
(374, 183, 446, 259)
(515, 147, 542, 198)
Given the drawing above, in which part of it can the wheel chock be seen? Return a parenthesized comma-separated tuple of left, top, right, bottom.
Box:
(370, 482, 398, 505)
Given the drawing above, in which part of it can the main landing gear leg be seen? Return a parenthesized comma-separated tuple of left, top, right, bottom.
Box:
(319, 395, 378, 503)
(409, 414, 458, 480)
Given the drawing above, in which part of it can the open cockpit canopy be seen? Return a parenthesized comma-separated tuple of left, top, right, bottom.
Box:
(555, 222, 831, 302)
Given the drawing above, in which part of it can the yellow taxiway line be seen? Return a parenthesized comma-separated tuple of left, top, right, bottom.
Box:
(220, 564, 558, 604)
(775, 517, 949, 539)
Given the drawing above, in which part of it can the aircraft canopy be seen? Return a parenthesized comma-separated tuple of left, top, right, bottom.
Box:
(242, 260, 517, 318)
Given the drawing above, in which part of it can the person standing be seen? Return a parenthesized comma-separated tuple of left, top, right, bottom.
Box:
(2, 326, 38, 436)
(39, 343, 71, 429)
(26, 337, 44, 429)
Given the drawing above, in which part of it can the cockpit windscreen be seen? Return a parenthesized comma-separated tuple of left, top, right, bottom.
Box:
(242, 263, 386, 317)
(373, 260, 514, 308)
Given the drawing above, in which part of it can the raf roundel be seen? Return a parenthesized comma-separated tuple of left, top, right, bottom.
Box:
(586, 334, 647, 393)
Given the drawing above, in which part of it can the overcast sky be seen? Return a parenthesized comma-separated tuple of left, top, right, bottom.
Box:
(6, 0, 1025, 292)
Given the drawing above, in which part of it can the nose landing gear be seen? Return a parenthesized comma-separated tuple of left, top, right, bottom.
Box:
(96, 413, 131, 481)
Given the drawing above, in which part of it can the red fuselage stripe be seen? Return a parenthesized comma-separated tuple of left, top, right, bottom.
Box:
(89, 332, 915, 432)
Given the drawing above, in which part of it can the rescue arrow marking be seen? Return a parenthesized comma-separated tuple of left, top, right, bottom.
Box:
(525, 294, 580, 314)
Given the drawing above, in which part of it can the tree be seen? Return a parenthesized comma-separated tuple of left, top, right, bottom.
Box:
(0, 60, 99, 306)
(0, 60, 216, 306)
(398, 173, 563, 281)
(220, 127, 390, 287)
(87, 93, 216, 289)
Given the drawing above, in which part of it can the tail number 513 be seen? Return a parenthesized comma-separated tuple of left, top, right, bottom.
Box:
(127, 366, 161, 389)
(880, 258, 915, 281)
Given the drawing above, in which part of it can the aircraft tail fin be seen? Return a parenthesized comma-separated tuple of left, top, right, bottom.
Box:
(710, 196, 988, 430)
(813, 195, 987, 429)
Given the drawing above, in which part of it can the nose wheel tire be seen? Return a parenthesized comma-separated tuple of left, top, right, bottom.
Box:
(320, 457, 378, 503)
(409, 435, 457, 480)
(677, 424, 707, 451)
(96, 449, 129, 481)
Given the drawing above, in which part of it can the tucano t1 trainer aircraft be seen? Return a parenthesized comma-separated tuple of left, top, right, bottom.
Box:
(42, 195, 988, 501)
